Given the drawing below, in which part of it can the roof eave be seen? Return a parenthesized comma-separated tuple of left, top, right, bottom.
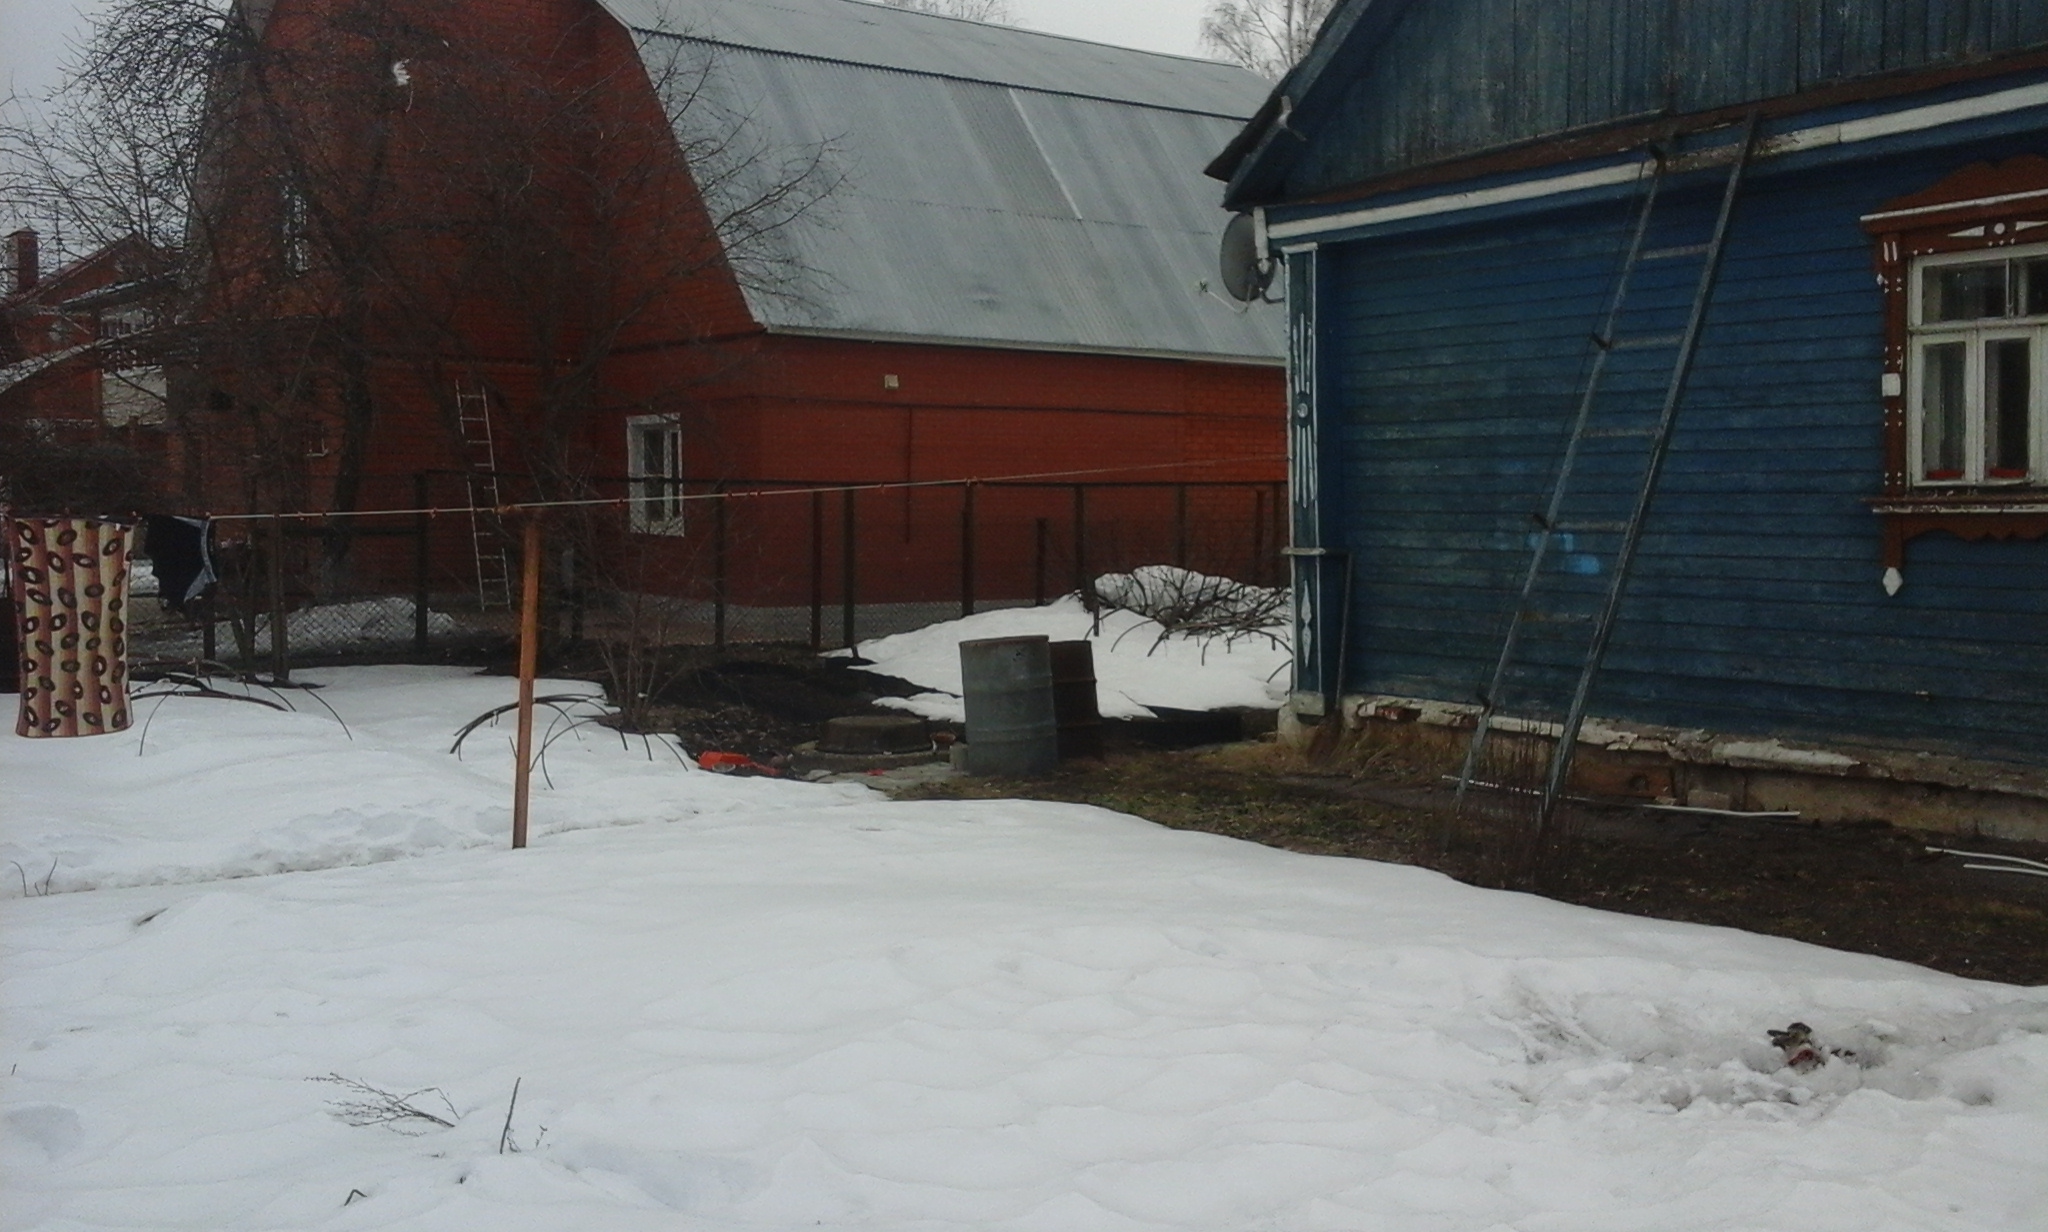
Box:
(762, 323, 1284, 368)
(1214, 0, 1424, 210)
(1259, 49, 2048, 217)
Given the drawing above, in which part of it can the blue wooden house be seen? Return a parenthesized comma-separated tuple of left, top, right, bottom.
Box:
(1212, 1, 2048, 823)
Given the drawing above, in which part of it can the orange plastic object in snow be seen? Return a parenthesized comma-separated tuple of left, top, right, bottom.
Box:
(697, 750, 783, 776)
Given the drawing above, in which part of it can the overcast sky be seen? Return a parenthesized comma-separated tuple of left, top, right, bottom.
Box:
(0, 0, 1221, 103)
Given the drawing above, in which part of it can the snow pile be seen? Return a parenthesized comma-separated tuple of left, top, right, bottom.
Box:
(0, 666, 867, 896)
(846, 584, 1290, 723)
(5, 668, 2047, 1230)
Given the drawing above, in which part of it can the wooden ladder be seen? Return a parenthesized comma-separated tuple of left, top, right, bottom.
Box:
(455, 382, 513, 611)
(1455, 114, 1761, 832)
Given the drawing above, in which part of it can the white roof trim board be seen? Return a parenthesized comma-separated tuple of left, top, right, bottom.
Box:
(597, 0, 1285, 363)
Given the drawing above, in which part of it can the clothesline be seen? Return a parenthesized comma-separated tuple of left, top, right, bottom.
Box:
(199, 454, 1290, 523)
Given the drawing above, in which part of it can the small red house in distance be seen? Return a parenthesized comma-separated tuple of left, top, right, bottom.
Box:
(0, 231, 176, 513)
(187, 0, 1284, 636)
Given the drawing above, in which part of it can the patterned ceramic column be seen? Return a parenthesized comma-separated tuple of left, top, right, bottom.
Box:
(8, 517, 135, 738)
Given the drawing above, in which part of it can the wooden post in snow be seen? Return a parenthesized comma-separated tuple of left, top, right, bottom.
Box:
(511, 515, 542, 850)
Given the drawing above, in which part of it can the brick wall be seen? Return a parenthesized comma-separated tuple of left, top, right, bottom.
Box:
(193, 0, 1287, 608)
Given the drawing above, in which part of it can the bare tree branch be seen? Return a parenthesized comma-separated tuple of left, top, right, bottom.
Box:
(1199, 0, 1334, 80)
(309, 1073, 459, 1133)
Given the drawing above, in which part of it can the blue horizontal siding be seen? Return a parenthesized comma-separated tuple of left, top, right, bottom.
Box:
(1322, 133, 2048, 764)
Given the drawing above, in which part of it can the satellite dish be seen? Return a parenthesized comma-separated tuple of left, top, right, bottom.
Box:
(1218, 212, 1275, 303)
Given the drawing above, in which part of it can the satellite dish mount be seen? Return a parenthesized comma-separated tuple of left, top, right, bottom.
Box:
(1218, 211, 1280, 304)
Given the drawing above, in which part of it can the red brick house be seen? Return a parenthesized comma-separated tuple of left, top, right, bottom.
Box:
(0, 231, 177, 513)
(189, 0, 1284, 613)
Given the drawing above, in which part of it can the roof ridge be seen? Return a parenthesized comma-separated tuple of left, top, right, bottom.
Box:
(826, 0, 1249, 70)
(651, 0, 1239, 69)
(636, 31, 1259, 120)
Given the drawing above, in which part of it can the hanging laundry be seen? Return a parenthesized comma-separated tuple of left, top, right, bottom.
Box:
(142, 514, 216, 613)
(8, 516, 136, 737)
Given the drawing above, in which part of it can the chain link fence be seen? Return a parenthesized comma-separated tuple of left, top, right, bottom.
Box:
(125, 472, 1287, 676)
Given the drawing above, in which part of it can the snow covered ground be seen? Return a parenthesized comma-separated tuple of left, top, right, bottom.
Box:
(0, 666, 868, 897)
(844, 593, 1290, 722)
(5, 667, 2047, 1231)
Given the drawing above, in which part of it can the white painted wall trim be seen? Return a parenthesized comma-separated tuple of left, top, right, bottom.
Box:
(1267, 162, 1649, 243)
(1860, 185, 2048, 224)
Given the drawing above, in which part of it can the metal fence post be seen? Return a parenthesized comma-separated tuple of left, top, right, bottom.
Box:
(1033, 516, 1048, 607)
(1175, 483, 1189, 570)
(808, 489, 824, 651)
(1274, 482, 1286, 585)
(841, 487, 857, 650)
(959, 481, 977, 618)
(1253, 486, 1269, 585)
(565, 542, 583, 646)
(268, 513, 289, 682)
(413, 473, 430, 654)
(1071, 484, 1088, 607)
(713, 492, 729, 651)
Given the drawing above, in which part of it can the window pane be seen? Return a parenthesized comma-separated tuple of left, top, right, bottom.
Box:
(1920, 341, 1967, 480)
(636, 427, 663, 524)
(2025, 259, 2048, 317)
(1923, 262, 2007, 322)
(1985, 338, 2032, 479)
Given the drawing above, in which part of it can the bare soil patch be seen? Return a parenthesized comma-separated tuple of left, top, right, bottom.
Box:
(578, 644, 933, 764)
(904, 742, 2048, 987)
(562, 646, 2044, 985)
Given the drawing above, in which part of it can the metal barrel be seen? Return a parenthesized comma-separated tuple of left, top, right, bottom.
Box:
(959, 635, 1058, 776)
(1048, 639, 1103, 761)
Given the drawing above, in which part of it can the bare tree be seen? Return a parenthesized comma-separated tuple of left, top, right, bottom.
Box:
(4, 0, 836, 545)
(5, 0, 851, 713)
(879, 0, 1019, 25)
(1, 1, 231, 257)
(1199, 0, 1334, 80)
(4, 0, 433, 531)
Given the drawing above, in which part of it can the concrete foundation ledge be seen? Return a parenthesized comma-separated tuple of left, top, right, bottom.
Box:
(1282, 693, 2048, 842)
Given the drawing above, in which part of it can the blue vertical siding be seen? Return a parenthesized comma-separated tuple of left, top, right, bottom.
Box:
(1326, 134, 2048, 763)
(1284, 0, 2048, 200)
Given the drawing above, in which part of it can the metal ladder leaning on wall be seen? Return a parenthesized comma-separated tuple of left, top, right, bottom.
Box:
(455, 382, 514, 611)
(1454, 113, 1761, 832)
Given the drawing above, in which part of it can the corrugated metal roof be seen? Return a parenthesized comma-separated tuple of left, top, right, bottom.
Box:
(597, 0, 1284, 362)
(599, 0, 1267, 116)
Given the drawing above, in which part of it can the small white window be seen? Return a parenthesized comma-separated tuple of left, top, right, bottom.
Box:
(627, 415, 684, 533)
(100, 305, 150, 339)
(1907, 244, 2048, 486)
